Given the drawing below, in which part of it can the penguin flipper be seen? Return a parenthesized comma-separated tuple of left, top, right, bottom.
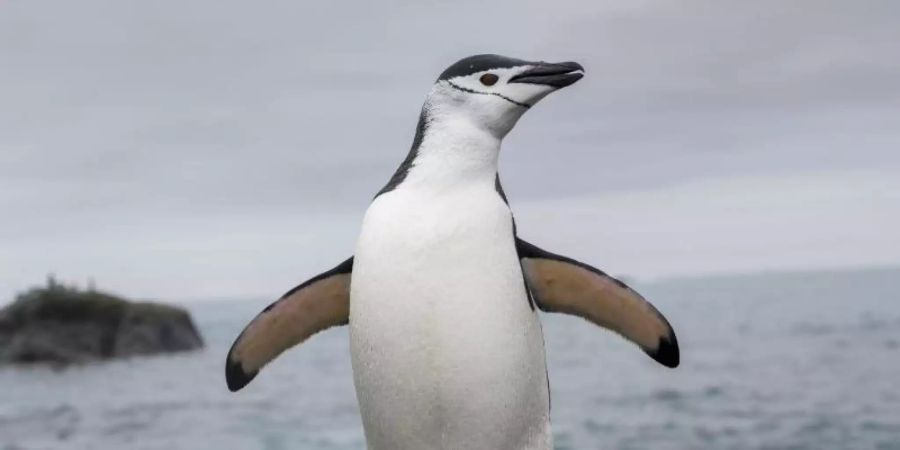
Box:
(516, 238, 679, 368)
(225, 257, 353, 391)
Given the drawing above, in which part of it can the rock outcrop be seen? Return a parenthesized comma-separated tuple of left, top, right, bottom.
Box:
(0, 282, 204, 365)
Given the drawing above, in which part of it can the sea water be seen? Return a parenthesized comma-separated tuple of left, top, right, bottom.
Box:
(2, 267, 899, 449)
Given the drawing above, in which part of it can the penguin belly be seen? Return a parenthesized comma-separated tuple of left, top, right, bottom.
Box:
(349, 187, 552, 450)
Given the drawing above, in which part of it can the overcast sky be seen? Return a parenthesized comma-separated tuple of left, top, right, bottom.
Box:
(1, 0, 898, 302)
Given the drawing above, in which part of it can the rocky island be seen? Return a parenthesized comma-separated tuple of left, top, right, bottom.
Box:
(0, 278, 204, 365)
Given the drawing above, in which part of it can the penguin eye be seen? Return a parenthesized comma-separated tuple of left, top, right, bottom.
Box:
(479, 73, 499, 86)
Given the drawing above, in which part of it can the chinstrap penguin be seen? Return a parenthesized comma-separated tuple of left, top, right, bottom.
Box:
(226, 54, 679, 450)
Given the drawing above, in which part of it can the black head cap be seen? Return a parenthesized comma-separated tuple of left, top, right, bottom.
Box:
(438, 54, 530, 81)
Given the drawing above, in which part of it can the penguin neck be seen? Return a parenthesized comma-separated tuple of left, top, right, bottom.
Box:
(412, 115, 500, 186)
(379, 107, 502, 197)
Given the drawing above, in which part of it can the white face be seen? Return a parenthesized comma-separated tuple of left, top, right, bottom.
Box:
(427, 63, 583, 139)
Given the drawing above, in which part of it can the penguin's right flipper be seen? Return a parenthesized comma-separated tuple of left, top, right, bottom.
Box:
(516, 238, 679, 368)
(225, 257, 353, 392)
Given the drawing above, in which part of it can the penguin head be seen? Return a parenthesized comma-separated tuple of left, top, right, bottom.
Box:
(427, 54, 584, 138)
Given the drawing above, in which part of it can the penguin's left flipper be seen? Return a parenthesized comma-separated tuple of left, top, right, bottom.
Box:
(517, 238, 679, 368)
(225, 257, 353, 392)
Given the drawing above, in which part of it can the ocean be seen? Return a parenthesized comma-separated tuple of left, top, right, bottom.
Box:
(2, 267, 899, 449)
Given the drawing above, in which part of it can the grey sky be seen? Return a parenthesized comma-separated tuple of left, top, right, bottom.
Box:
(1, 0, 898, 302)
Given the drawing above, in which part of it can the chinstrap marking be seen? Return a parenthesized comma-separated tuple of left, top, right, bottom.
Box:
(445, 81, 532, 109)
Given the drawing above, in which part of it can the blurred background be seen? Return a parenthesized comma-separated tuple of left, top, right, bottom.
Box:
(1, 0, 898, 449)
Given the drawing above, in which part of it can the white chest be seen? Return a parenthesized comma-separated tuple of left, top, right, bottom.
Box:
(348, 185, 551, 449)
(356, 185, 518, 298)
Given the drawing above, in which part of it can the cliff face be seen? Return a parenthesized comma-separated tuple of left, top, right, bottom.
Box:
(0, 285, 204, 365)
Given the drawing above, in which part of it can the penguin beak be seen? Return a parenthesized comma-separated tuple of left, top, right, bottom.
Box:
(508, 61, 584, 88)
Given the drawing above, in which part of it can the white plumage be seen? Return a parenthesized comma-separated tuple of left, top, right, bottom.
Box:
(350, 144, 551, 449)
